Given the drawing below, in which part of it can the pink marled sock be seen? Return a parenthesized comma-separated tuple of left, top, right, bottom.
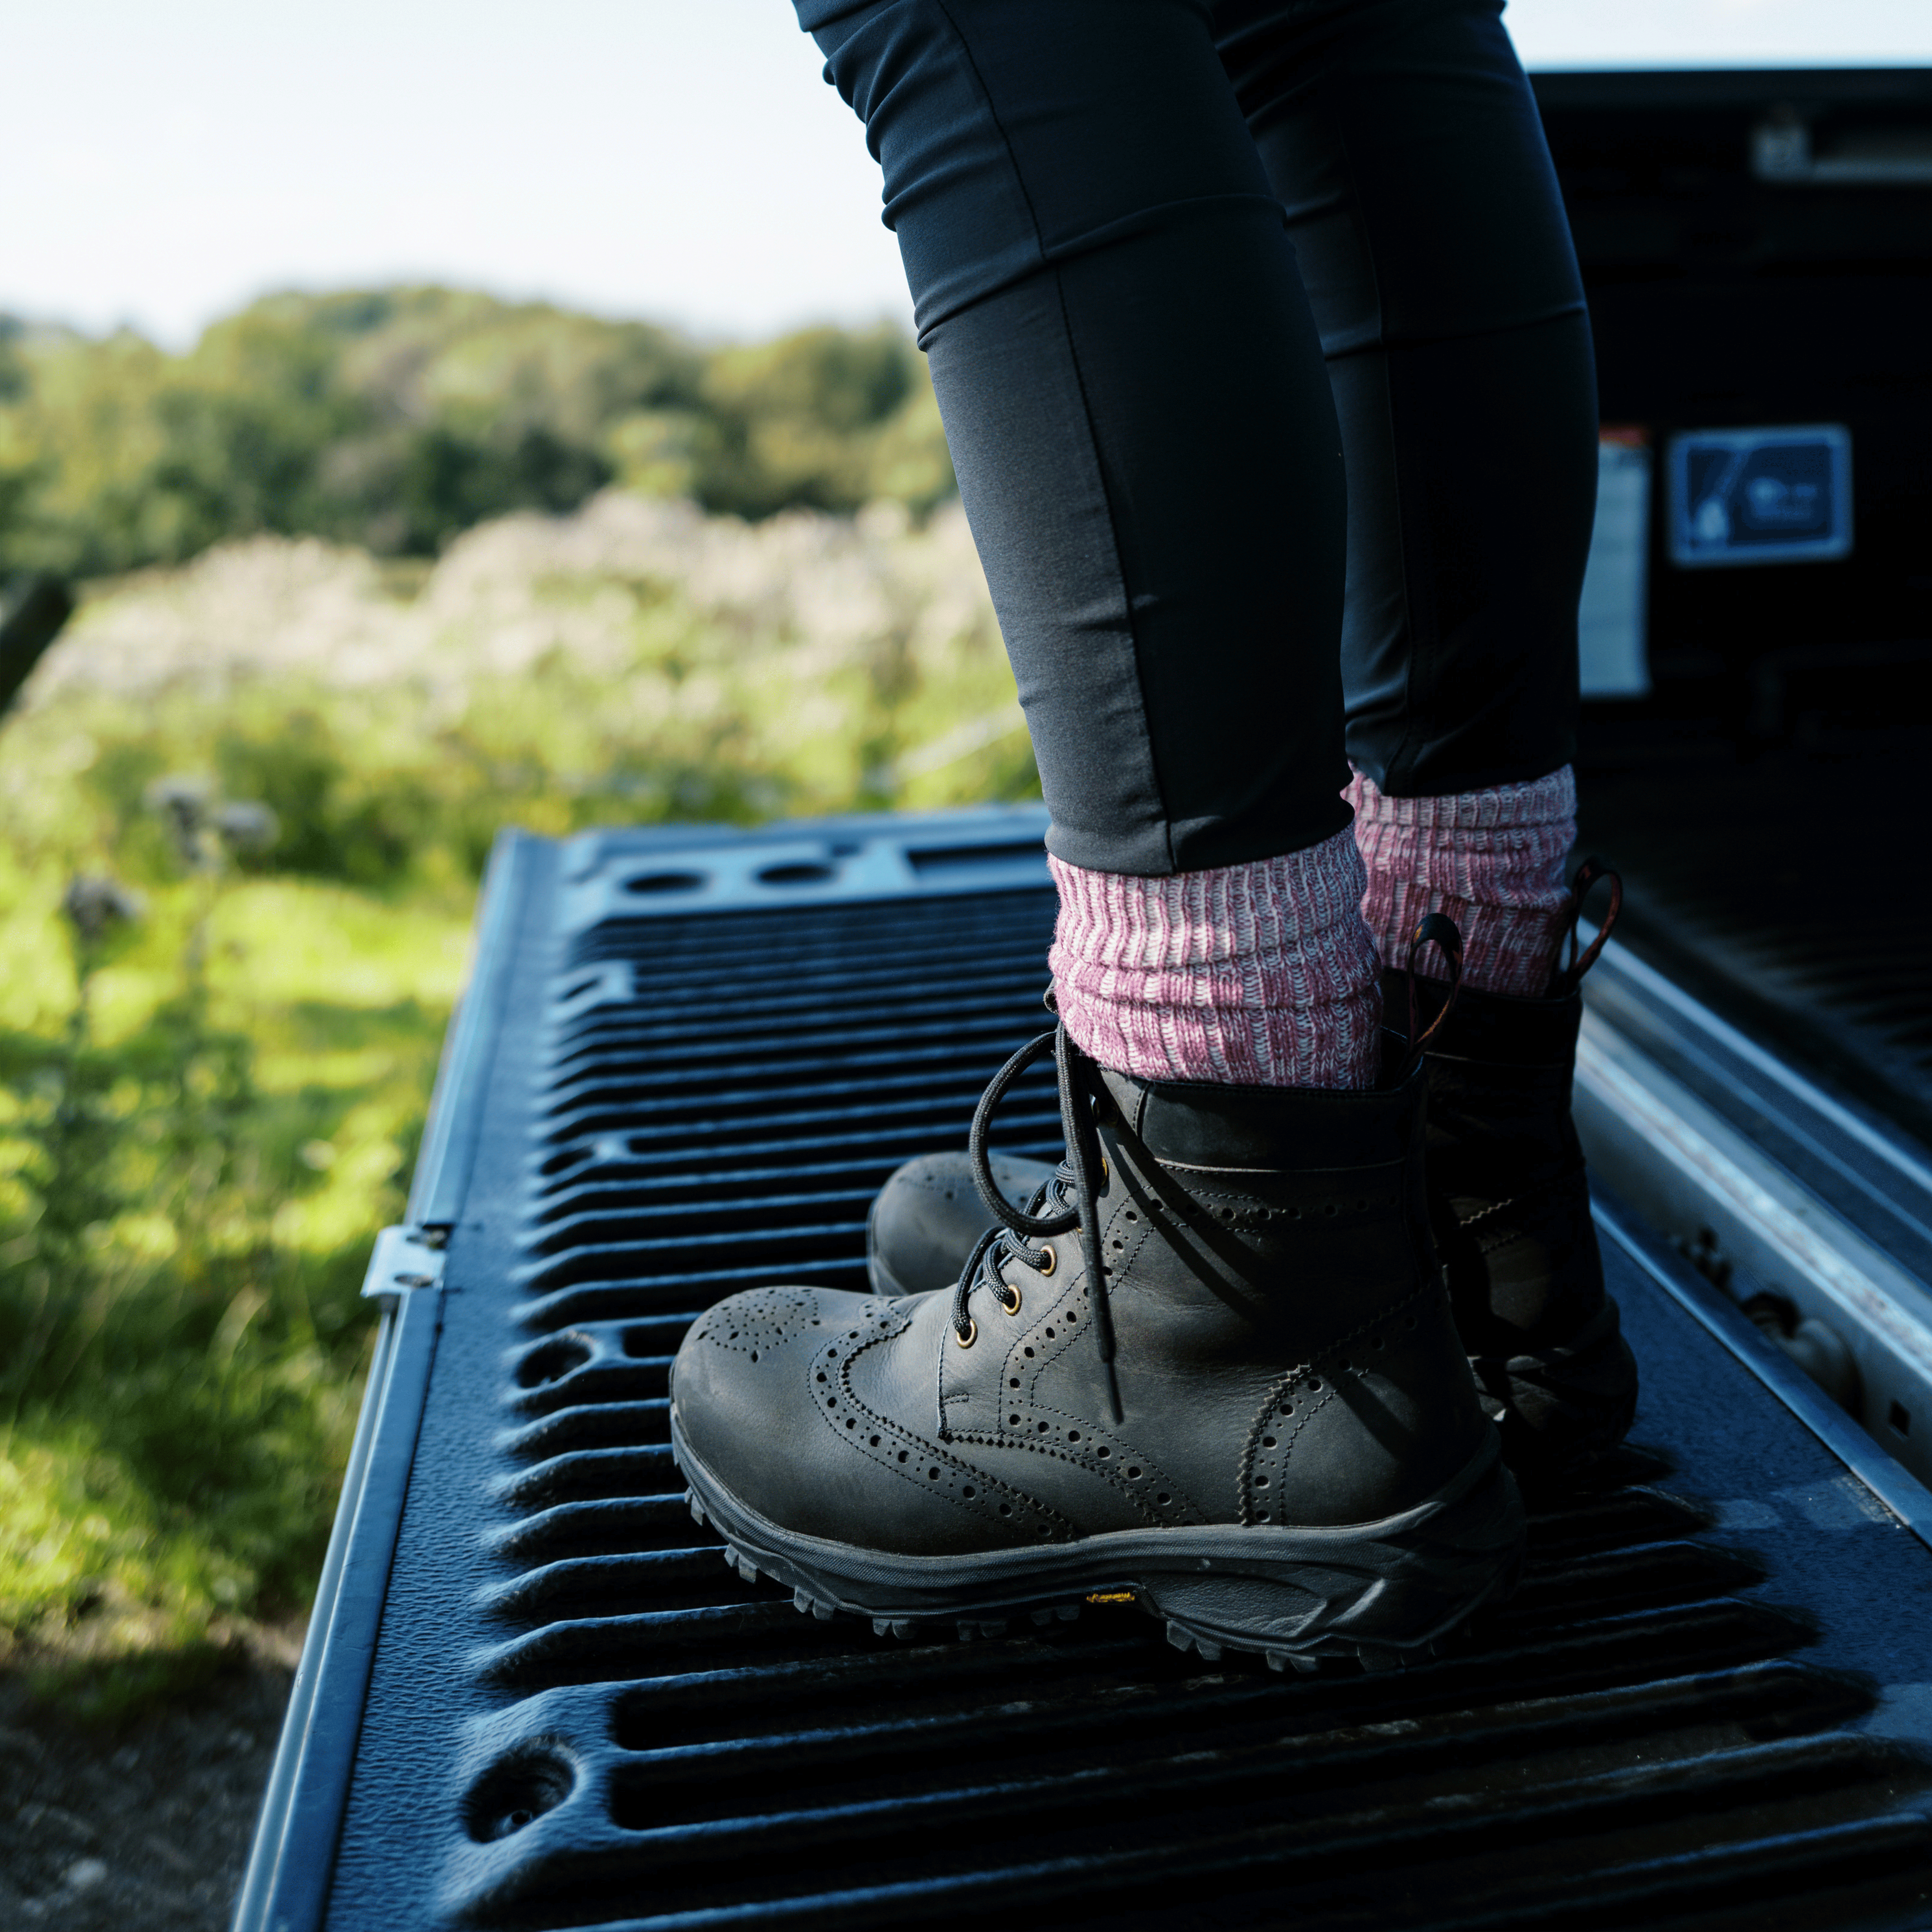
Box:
(1345, 766, 1576, 998)
(1046, 829, 1382, 1091)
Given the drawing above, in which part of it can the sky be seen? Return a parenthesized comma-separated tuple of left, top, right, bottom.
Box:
(4, 0, 1930, 350)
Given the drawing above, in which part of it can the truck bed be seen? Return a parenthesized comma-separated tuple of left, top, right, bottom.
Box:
(234, 809, 1932, 1932)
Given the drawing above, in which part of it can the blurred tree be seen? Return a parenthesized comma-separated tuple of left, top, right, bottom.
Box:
(682, 324, 952, 520)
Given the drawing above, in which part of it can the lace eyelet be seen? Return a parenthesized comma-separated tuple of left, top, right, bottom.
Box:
(999, 1282, 1023, 1317)
(955, 1318, 977, 1349)
(1033, 1243, 1057, 1278)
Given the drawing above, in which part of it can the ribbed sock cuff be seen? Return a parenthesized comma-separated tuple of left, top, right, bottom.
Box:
(1345, 766, 1577, 999)
(1046, 829, 1382, 1091)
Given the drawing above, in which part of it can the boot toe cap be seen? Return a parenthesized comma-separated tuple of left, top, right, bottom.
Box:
(672, 1284, 902, 1533)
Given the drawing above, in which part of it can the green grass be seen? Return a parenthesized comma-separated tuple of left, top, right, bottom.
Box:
(0, 500, 1029, 1720)
(0, 846, 457, 1718)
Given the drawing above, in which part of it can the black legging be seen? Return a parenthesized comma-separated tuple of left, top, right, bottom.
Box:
(798, 0, 1597, 877)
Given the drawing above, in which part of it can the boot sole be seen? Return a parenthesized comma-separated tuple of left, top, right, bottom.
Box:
(672, 1419, 1525, 1674)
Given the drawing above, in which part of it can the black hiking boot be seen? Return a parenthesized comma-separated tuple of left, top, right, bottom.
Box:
(862, 865, 1636, 1491)
(1383, 860, 1637, 1491)
(671, 1002, 1524, 1669)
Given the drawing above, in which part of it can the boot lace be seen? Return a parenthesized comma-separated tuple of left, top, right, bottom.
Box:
(1549, 856, 1623, 995)
(949, 1016, 1123, 1423)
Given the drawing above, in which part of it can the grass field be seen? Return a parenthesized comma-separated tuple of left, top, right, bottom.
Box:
(0, 490, 1024, 1718)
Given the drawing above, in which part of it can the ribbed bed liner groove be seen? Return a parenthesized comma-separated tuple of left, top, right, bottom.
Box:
(242, 813, 1932, 1932)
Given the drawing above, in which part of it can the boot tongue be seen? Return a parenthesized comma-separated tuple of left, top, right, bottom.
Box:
(1097, 1064, 1421, 1171)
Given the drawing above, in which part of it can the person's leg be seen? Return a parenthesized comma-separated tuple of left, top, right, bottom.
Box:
(1216, 0, 1597, 997)
(1213, 0, 1634, 1481)
(804, 0, 1377, 1089)
(669, 0, 1522, 1668)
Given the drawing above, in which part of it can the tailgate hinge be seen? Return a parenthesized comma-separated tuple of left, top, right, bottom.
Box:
(359, 1224, 449, 1307)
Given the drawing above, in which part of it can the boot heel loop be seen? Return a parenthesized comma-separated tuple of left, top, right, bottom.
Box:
(1551, 856, 1623, 995)
(1400, 912, 1465, 1077)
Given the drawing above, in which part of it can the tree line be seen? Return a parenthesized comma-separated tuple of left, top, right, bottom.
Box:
(0, 288, 956, 579)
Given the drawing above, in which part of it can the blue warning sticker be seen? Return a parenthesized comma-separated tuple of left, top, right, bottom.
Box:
(1666, 424, 1853, 568)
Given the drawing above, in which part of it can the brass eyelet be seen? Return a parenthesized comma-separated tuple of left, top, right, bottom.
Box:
(1099, 1155, 1109, 1186)
(1034, 1243, 1057, 1277)
(955, 1318, 977, 1349)
(999, 1282, 1023, 1317)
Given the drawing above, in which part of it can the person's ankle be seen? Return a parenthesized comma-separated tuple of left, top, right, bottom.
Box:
(1345, 767, 1575, 999)
(1046, 829, 1381, 1091)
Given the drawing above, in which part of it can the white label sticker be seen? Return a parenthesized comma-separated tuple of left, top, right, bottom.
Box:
(1579, 435, 1652, 698)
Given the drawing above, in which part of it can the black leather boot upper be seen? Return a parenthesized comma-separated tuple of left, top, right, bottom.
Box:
(855, 878, 1638, 1489)
(1386, 968, 1605, 1357)
(1381, 950, 1639, 1479)
(673, 1043, 1494, 1557)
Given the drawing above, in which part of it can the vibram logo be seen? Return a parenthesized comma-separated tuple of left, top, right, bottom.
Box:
(1085, 1590, 1136, 1604)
